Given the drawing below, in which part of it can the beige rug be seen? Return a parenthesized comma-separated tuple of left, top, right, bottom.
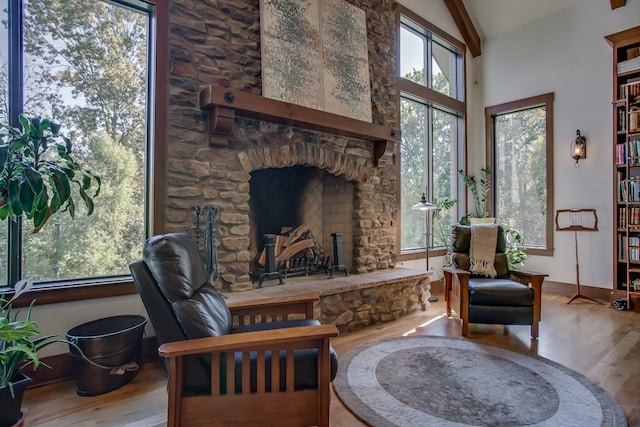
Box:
(333, 336, 627, 427)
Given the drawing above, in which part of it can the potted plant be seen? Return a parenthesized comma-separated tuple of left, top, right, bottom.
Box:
(504, 225, 527, 270)
(0, 115, 100, 426)
(0, 115, 101, 231)
(0, 280, 77, 427)
(458, 167, 493, 224)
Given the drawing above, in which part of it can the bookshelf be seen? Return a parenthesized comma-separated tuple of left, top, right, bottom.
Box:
(607, 26, 640, 307)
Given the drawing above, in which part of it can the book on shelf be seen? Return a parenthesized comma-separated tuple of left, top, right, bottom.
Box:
(619, 234, 627, 261)
(619, 180, 640, 202)
(623, 137, 640, 164)
(630, 111, 640, 132)
(620, 81, 640, 99)
(618, 57, 640, 74)
(632, 207, 640, 225)
(619, 108, 627, 131)
(620, 206, 627, 227)
(620, 235, 640, 261)
(617, 143, 627, 164)
(626, 179, 640, 202)
(619, 171, 627, 201)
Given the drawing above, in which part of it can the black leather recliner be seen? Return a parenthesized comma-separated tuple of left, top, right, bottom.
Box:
(130, 232, 339, 426)
(444, 225, 547, 338)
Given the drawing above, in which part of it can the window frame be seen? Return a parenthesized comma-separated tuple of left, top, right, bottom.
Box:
(485, 92, 555, 256)
(396, 5, 466, 260)
(6, 0, 167, 307)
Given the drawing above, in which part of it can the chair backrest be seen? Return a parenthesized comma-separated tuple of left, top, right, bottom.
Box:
(450, 224, 510, 278)
(130, 232, 232, 393)
(142, 232, 232, 338)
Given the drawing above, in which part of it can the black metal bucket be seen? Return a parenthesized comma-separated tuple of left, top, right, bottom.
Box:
(66, 315, 147, 396)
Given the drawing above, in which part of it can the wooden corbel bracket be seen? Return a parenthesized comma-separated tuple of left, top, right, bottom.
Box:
(198, 85, 400, 167)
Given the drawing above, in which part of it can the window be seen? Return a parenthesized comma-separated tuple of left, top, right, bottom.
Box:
(485, 93, 554, 255)
(0, 0, 161, 289)
(398, 8, 465, 254)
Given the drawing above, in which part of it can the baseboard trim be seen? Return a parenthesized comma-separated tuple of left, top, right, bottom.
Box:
(27, 336, 159, 388)
(542, 280, 618, 303)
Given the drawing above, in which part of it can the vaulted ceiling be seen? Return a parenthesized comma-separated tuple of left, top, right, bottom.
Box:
(445, 0, 627, 57)
(461, 0, 580, 40)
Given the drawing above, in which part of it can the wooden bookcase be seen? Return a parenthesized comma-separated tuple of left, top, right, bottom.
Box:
(607, 26, 640, 306)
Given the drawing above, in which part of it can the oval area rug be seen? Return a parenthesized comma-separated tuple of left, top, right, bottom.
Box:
(333, 336, 627, 427)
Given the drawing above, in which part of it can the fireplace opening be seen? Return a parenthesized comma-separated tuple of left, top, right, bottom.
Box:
(248, 165, 354, 285)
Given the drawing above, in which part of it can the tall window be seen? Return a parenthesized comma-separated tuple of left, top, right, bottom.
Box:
(485, 93, 554, 255)
(0, 0, 154, 287)
(399, 8, 465, 253)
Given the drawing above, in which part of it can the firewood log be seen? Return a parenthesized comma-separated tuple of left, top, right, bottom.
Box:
(283, 224, 310, 247)
(276, 239, 314, 262)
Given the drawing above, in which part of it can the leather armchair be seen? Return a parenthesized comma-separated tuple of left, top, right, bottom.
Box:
(443, 225, 547, 339)
(130, 232, 339, 427)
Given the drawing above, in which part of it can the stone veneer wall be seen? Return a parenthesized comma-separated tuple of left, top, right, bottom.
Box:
(315, 275, 431, 334)
(167, 0, 398, 291)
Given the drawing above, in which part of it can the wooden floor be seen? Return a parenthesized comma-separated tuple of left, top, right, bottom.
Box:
(21, 292, 640, 426)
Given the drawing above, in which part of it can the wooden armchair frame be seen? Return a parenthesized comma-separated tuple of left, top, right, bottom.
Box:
(158, 293, 339, 427)
(444, 268, 546, 338)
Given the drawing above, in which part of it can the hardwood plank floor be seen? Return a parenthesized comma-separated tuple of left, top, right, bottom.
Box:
(21, 292, 640, 426)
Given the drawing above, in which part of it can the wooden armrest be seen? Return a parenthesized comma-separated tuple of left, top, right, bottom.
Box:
(510, 270, 548, 280)
(443, 266, 471, 277)
(227, 293, 319, 311)
(227, 293, 319, 324)
(158, 324, 338, 358)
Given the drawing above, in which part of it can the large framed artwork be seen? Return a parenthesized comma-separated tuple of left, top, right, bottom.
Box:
(261, 0, 372, 122)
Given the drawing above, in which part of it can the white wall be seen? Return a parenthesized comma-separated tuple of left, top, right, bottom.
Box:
(472, 0, 640, 288)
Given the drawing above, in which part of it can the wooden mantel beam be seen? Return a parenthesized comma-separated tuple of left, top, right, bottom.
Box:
(199, 85, 400, 167)
(443, 0, 481, 57)
(609, 0, 626, 9)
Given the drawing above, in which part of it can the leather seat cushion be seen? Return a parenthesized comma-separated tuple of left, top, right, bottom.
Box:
(469, 278, 534, 306)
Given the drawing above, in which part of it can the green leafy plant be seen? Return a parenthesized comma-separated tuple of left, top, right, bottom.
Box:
(458, 167, 490, 219)
(0, 280, 74, 397)
(504, 225, 527, 269)
(431, 198, 457, 267)
(0, 115, 101, 232)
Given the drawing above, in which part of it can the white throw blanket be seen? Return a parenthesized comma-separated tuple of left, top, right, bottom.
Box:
(470, 224, 498, 277)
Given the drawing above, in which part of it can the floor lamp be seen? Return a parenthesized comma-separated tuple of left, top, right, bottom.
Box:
(412, 192, 438, 302)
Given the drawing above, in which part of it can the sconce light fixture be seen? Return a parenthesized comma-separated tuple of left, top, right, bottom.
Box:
(570, 129, 586, 167)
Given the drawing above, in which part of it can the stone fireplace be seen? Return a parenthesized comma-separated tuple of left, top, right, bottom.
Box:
(165, 0, 400, 292)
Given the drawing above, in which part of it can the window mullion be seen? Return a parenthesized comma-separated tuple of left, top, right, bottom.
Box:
(426, 105, 434, 248)
(425, 35, 432, 89)
(7, 0, 25, 287)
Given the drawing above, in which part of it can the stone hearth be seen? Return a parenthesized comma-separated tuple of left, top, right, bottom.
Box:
(225, 268, 431, 333)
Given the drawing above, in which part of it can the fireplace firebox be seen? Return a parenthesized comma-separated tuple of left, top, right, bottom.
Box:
(248, 165, 353, 286)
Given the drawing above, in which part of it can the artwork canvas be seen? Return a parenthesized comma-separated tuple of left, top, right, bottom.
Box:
(261, 0, 372, 122)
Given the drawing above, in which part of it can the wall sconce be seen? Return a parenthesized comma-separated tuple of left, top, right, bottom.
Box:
(570, 129, 586, 167)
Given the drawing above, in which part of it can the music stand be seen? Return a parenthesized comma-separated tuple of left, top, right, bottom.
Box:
(555, 208, 602, 304)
